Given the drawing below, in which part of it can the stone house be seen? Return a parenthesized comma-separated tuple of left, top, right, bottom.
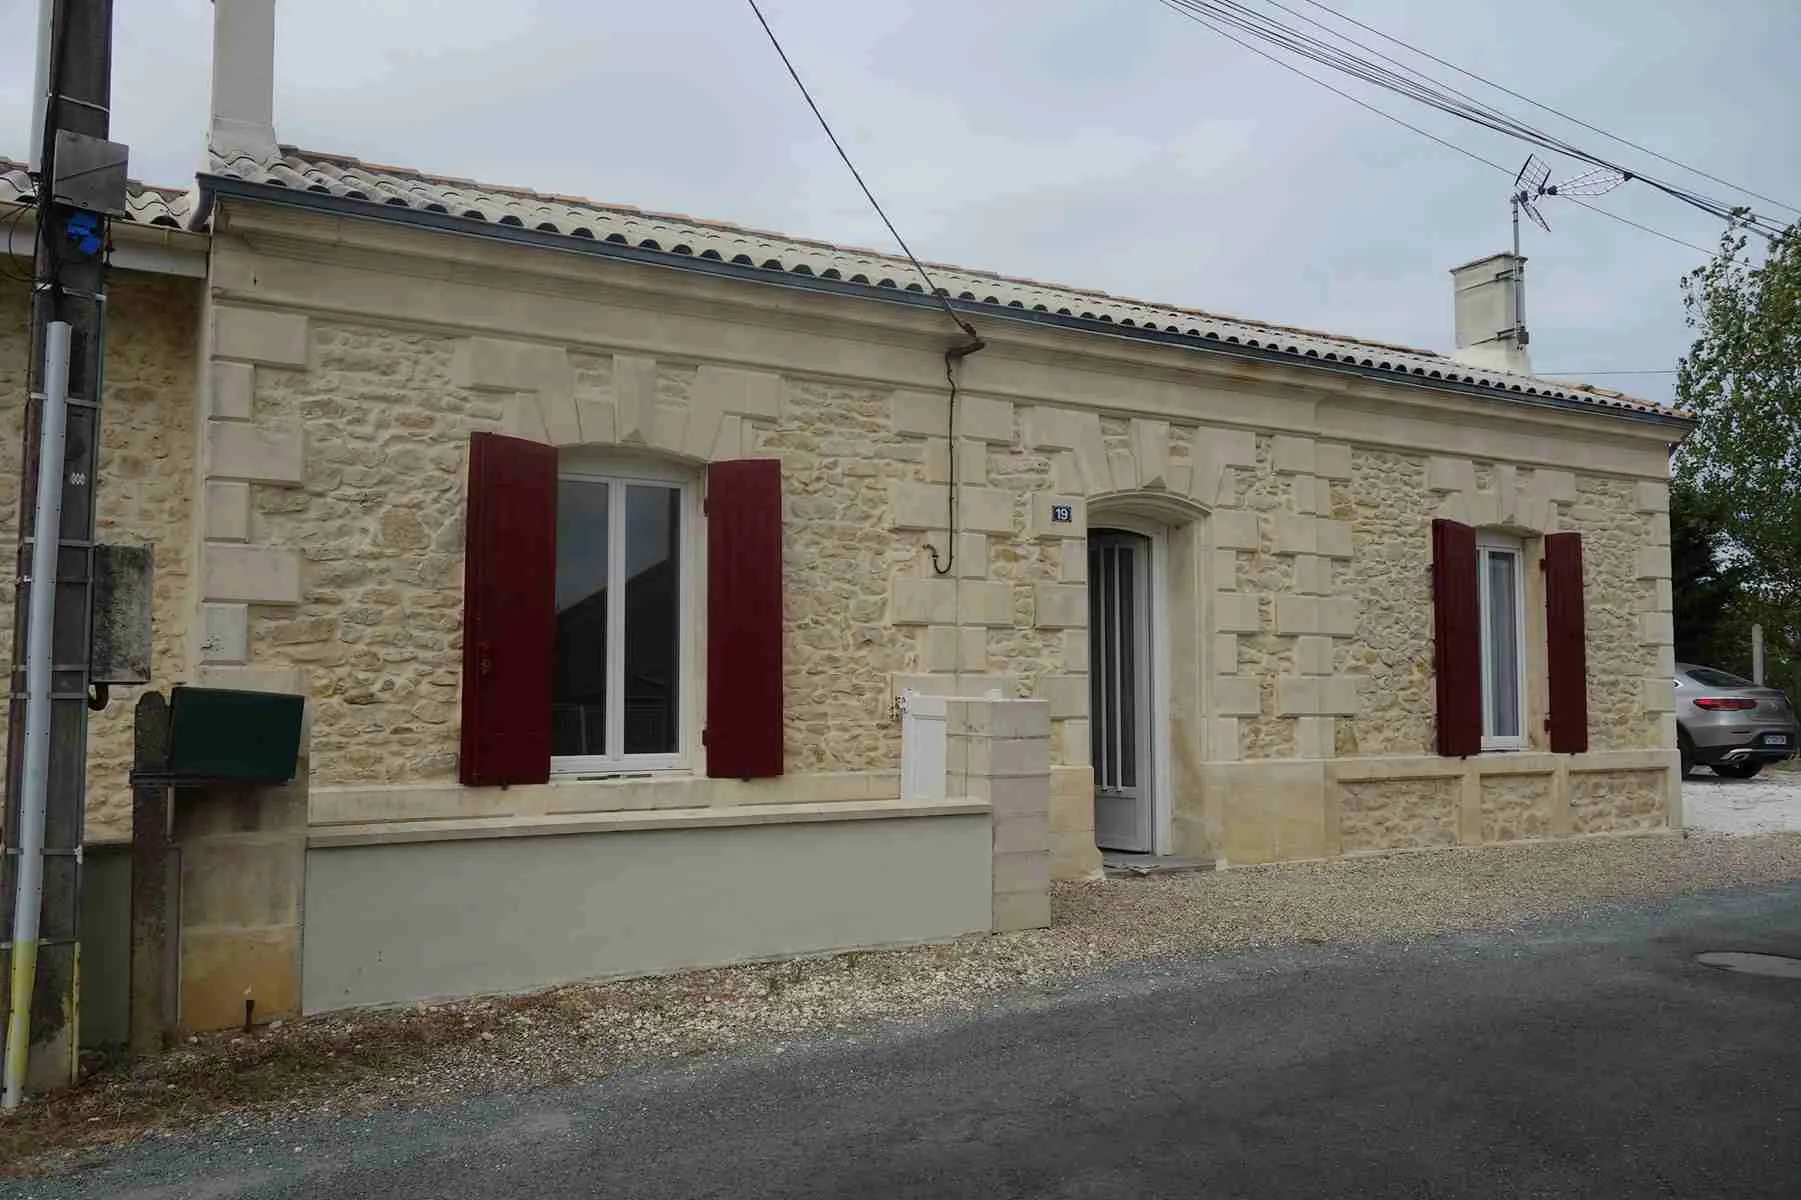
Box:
(1, 2, 1686, 1031)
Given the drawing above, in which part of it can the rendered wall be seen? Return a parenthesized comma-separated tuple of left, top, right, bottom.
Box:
(301, 812, 992, 1012)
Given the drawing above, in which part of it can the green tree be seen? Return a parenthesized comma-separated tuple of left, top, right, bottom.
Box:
(1676, 221, 1801, 698)
(1668, 478, 1747, 671)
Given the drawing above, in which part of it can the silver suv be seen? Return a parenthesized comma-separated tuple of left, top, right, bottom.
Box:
(1675, 663, 1800, 779)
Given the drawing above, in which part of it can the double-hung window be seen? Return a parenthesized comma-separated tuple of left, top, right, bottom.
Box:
(552, 461, 692, 774)
(1477, 533, 1527, 750)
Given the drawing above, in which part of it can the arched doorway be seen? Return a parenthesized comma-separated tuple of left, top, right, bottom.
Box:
(1084, 490, 1209, 864)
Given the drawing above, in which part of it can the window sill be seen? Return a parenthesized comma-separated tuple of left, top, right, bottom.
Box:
(551, 764, 688, 782)
(307, 796, 990, 849)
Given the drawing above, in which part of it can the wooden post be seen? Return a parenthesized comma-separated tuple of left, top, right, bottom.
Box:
(128, 692, 172, 1058)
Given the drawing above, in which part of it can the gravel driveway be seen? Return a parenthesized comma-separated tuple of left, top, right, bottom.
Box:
(1684, 765, 1801, 835)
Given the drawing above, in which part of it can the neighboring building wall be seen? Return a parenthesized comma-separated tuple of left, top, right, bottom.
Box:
(0, 271, 199, 842)
(193, 201, 1679, 874)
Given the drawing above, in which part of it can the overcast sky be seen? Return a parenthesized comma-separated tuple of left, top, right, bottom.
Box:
(4, 1, 1797, 405)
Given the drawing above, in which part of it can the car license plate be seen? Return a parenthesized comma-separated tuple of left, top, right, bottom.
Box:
(1765, 733, 1791, 746)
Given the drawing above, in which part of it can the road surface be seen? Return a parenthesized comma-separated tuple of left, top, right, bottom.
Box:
(21, 883, 1801, 1199)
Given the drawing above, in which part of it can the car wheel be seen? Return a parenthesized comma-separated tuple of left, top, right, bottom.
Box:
(1715, 761, 1764, 780)
(1679, 732, 1694, 780)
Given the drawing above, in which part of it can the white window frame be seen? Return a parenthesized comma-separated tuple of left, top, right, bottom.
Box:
(552, 455, 697, 778)
(1477, 532, 1528, 752)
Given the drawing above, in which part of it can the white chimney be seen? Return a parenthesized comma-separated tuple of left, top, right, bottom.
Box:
(209, 0, 278, 162)
(1449, 252, 1532, 376)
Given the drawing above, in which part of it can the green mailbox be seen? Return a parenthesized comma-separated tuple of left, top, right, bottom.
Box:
(166, 685, 305, 784)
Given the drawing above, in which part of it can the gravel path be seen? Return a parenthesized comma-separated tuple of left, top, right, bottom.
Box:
(1684, 765, 1801, 834)
(10, 829, 1801, 1176)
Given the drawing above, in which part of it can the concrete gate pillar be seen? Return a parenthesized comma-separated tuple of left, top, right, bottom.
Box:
(941, 697, 1053, 933)
(172, 749, 308, 1032)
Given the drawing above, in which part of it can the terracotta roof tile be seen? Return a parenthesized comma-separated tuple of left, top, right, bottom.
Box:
(8, 144, 1668, 421)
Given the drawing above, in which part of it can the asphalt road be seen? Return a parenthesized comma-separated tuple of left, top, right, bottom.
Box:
(21, 884, 1801, 1199)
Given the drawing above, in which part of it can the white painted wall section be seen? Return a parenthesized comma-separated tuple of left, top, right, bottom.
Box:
(301, 814, 993, 1012)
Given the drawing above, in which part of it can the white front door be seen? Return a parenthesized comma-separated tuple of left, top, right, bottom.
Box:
(1089, 530, 1153, 852)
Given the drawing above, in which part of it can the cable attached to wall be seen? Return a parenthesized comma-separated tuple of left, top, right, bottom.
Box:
(744, 0, 985, 574)
(930, 339, 986, 575)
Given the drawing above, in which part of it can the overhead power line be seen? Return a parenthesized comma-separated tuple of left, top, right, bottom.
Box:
(1561, 197, 1721, 258)
(1158, 0, 1789, 241)
(1153, 0, 1721, 258)
(742, 0, 978, 343)
(743, 0, 983, 580)
(1169, 0, 1787, 237)
(1293, 0, 1801, 219)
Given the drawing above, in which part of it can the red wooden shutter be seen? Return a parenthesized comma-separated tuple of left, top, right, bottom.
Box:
(706, 459, 784, 779)
(1544, 532, 1589, 754)
(459, 432, 557, 787)
(1432, 518, 1482, 757)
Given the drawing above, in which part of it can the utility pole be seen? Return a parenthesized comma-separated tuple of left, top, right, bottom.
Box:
(2, 0, 120, 1107)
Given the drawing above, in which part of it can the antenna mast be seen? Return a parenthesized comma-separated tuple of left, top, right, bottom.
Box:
(1506, 155, 1628, 346)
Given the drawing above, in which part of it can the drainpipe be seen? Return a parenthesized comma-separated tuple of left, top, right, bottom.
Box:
(2, 320, 70, 1110)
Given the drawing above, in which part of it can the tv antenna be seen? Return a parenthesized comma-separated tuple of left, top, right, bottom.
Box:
(1506, 155, 1628, 345)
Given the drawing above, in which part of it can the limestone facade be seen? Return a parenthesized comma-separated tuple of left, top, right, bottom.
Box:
(10, 197, 1685, 869)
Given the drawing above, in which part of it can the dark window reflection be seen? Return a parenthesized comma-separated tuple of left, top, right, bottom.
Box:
(1118, 544, 1137, 789)
(1089, 543, 1106, 787)
(553, 479, 608, 756)
(623, 485, 680, 755)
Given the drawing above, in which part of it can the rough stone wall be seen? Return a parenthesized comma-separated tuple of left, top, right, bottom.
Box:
(1572, 476, 1666, 751)
(1343, 447, 1671, 758)
(880, 387, 1074, 763)
(981, 437, 1065, 722)
(0, 272, 199, 842)
(1339, 777, 1458, 853)
(185, 260, 1675, 875)
(1339, 449, 1434, 756)
(758, 378, 918, 774)
(1570, 769, 1666, 834)
(1480, 773, 1553, 842)
(1236, 436, 1298, 760)
(245, 323, 497, 786)
(215, 317, 1052, 787)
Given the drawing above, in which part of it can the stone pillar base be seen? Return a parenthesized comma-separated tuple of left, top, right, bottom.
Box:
(942, 697, 1053, 933)
(173, 754, 307, 1032)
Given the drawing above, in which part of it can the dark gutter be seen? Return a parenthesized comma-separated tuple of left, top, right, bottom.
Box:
(196, 174, 1694, 433)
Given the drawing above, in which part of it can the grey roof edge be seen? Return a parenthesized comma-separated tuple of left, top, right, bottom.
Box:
(198, 171, 1692, 434)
